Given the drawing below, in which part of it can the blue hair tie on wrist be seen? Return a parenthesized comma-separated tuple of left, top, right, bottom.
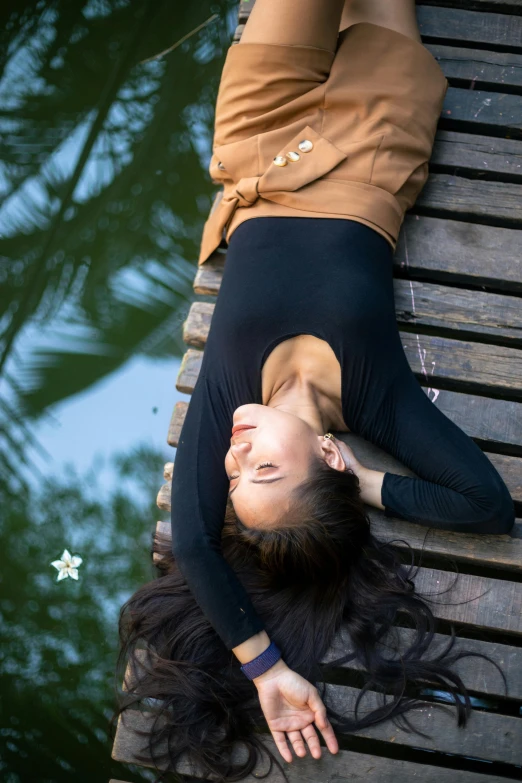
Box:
(240, 641, 282, 680)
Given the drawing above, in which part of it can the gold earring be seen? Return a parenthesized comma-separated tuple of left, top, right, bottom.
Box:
(324, 432, 334, 440)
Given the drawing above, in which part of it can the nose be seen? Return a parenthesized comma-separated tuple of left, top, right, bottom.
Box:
(230, 441, 252, 456)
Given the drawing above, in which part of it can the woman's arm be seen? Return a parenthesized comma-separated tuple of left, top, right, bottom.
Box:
(171, 376, 266, 649)
(354, 367, 515, 534)
(171, 375, 339, 762)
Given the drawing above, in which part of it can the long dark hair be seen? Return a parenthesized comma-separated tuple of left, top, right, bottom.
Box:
(114, 458, 505, 782)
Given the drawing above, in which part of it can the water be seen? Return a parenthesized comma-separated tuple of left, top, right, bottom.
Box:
(0, 1, 237, 780)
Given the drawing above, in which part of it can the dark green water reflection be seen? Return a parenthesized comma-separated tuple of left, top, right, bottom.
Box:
(0, 1, 237, 779)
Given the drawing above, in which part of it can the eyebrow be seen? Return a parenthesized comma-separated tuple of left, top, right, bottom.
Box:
(228, 476, 286, 497)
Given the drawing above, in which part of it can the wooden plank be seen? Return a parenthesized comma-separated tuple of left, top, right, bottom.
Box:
(421, 0, 522, 11)
(396, 216, 522, 291)
(370, 512, 522, 570)
(193, 252, 224, 296)
(400, 331, 522, 398)
(414, 566, 522, 635)
(442, 87, 522, 138)
(433, 388, 522, 451)
(236, 5, 522, 48)
(236, 1, 522, 23)
(417, 6, 522, 50)
(180, 304, 522, 399)
(429, 44, 522, 91)
(167, 400, 188, 446)
(431, 131, 522, 180)
(418, 172, 522, 223)
(184, 282, 522, 348)
(324, 624, 522, 701)
(112, 712, 168, 771)
(117, 647, 522, 768)
(157, 482, 171, 511)
(325, 683, 522, 765)
(112, 709, 520, 782)
(175, 348, 202, 395)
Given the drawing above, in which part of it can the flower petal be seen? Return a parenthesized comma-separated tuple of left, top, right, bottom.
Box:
(51, 560, 65, 571)
(61, 549, 72, 564)
(68, 568, 79, 580)
(57, 569, 68, 581)
(70, 556, 82, 568)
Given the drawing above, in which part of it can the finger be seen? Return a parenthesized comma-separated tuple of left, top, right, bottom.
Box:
(317, 718, 339, 755)
(301, 724, 322, 759)
(309, 693, 339, 755)
(287, 730, 307, 758)
(271, 730, 293, 764)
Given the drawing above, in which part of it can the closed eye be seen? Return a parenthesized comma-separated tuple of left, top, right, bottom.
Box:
(228, 462, 277, 481)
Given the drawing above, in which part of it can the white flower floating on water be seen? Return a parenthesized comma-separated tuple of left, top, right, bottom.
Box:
(51, 549, 83, 581)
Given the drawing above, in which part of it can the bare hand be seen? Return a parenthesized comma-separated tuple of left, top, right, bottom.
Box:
(333, 437, 362, 476)
(254, 661, 339, 763)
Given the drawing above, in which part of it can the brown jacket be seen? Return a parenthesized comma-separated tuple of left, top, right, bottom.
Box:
(198, 22, 448, 266)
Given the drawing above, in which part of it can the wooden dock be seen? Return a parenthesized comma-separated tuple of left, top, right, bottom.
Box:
(111, 0, 522, 780)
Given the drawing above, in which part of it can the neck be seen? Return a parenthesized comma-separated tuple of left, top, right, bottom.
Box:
(266, 374, 339, 434)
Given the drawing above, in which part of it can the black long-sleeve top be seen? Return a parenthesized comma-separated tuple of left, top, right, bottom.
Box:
(171, 217, 515, 650)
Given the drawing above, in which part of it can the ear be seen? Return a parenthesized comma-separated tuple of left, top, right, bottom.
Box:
(318, 437, 346, 473)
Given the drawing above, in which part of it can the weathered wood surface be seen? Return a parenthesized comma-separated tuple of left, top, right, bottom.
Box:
(418, 172, 522, 223)
(442, 88, 522, 138)
(431, 131, 522, 180)
(417, 5, 522, 49)
(116, 652, 522, 772)
(113, 708, 522, 783)
(167, 399, 188, 446)
(184, 283, 522, 347)
(194, 217, 522, 295)
(400, 332, 522, 397)
(395, 217, 522, 291)
(323, 625, 522, 701)
(112, 683, 522, 772)
(429, 45, 522, 91)
(179, 305, 522, 399)
(325, 683, 522, 765)
(236, 5, 522, 49)
(236, 0, 522, 23)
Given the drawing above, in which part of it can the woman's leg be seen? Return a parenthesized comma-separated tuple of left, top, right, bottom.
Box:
(339, 0, 421, 43)
(239, 0, 347, 53)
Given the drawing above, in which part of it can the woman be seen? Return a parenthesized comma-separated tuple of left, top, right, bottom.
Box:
(116, 1, 515, 779)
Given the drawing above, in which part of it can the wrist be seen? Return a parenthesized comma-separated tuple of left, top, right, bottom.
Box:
(357, 466, 385, 510)
(252, 657, 289, 686)
(232, 630, 271, 664)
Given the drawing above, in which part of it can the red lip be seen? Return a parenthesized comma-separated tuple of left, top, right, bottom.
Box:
(232, 424, 256, 435)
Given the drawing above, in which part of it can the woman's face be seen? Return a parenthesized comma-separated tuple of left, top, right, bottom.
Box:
(224, 404, 336, 528)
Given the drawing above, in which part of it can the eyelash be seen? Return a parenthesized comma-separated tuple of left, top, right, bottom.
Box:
(228, 462, 275, 481)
